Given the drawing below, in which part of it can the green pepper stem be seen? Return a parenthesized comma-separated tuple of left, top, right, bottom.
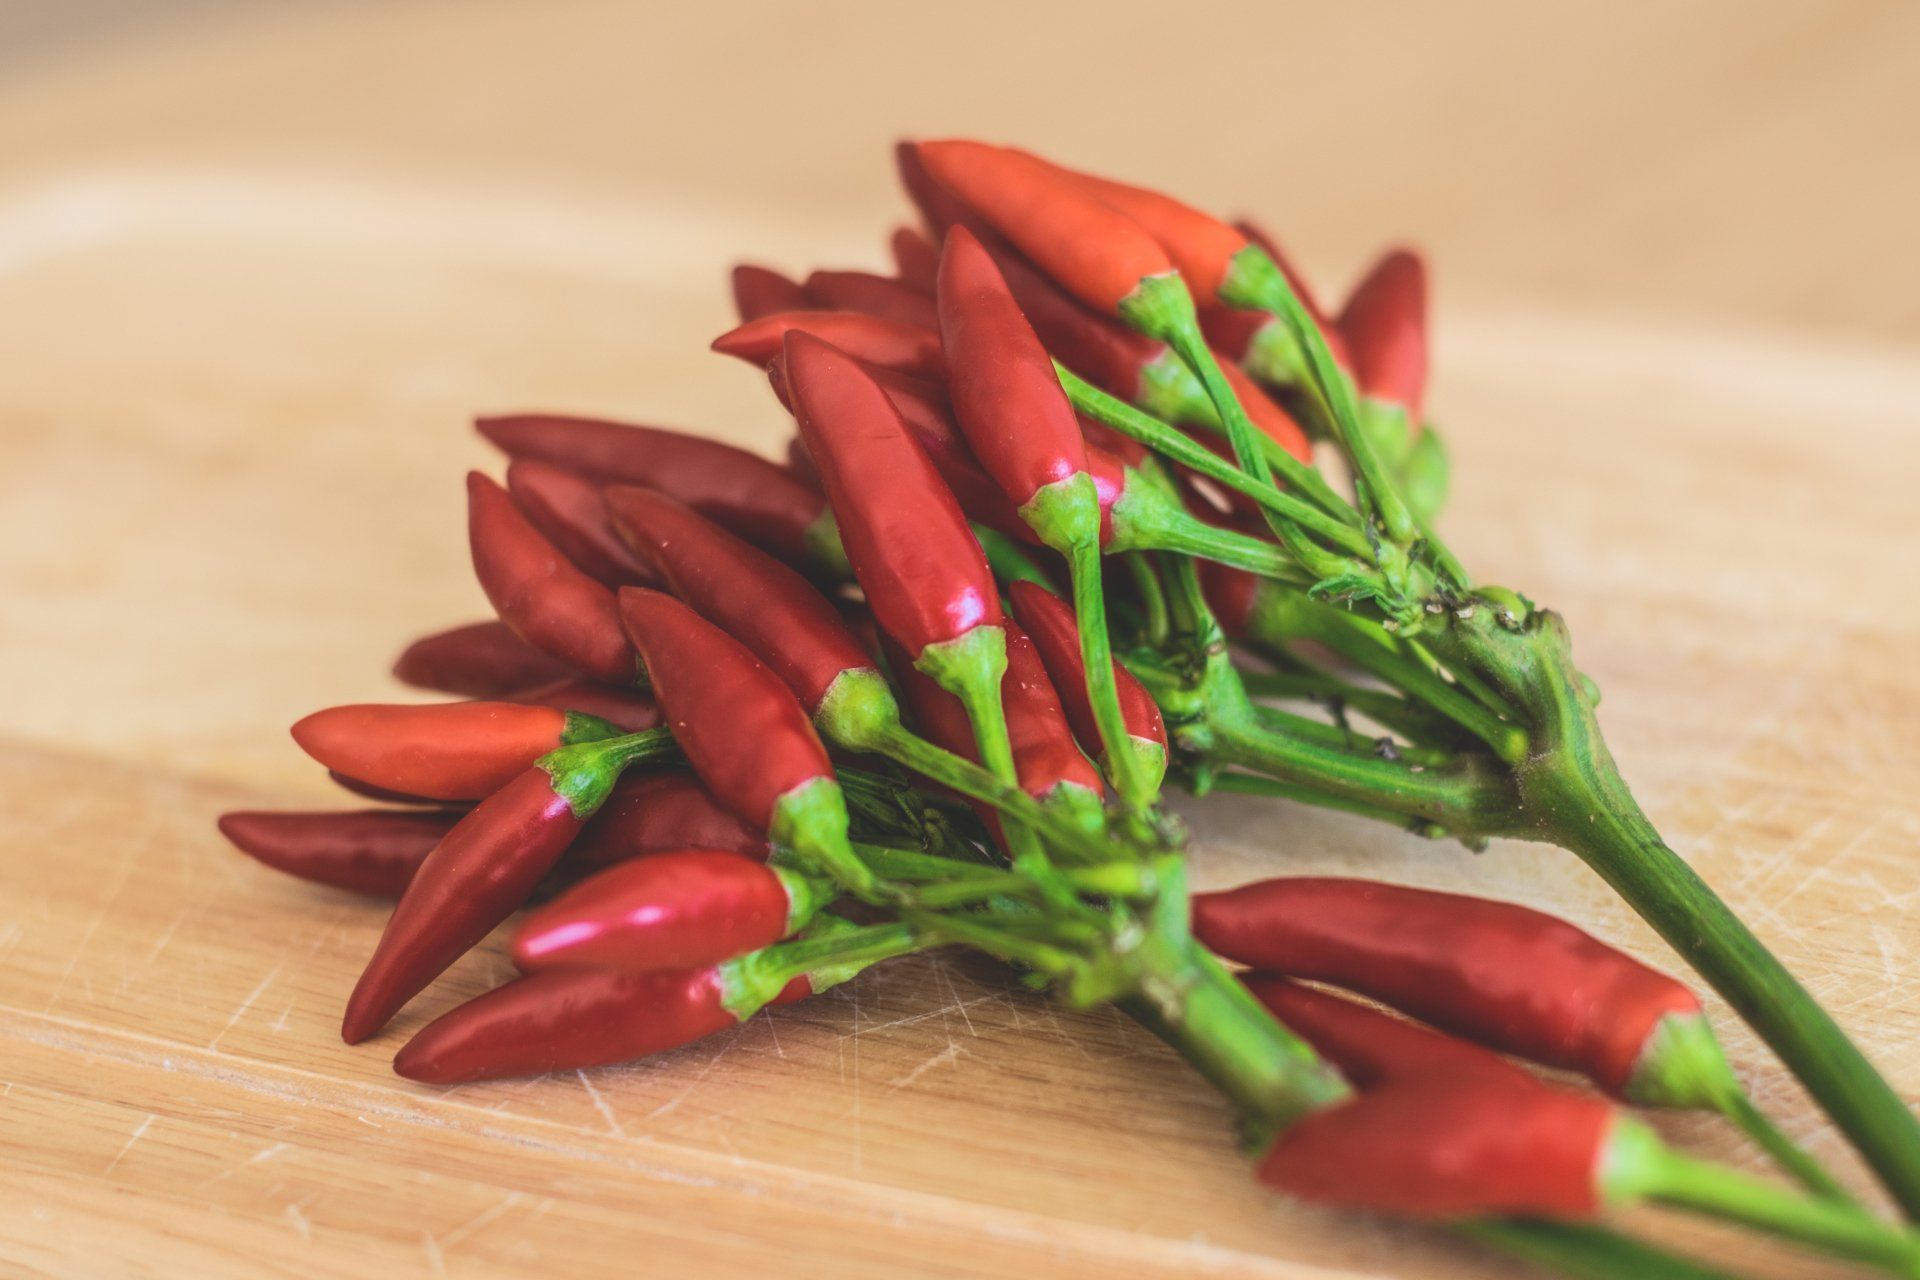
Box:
(1717, 1087, 1857, 1205)
(1065, 538, 1154, 811)
(1456, 1221, 1743, 1280)
(1122, 552, 1171, 647)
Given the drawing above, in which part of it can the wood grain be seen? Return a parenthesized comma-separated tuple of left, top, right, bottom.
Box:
(1, 3, 1917, 1276)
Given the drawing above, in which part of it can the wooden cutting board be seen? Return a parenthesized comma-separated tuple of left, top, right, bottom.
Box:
(3, 3, 1917, 1276)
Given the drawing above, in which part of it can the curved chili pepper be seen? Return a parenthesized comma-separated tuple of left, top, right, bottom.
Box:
(913, 140, 1175, 317)
(780, 330, 999, 661)
(730, 263, 808, 321)
(1194, 878, 1704, 1098)
(888, 225, 939, 293)
(505, 458, 660, 588)
(291, 701, 600, 801)
(392, 964, 809, 1083)
(468, 471, 637, 685)
(1006, 581, 1166, 768)
(218, 809, 460, 898)
(603, 486, 874, 713)
(391, 620, 569, 698)
(476, 415, 836, 570)
(341, 753, 620, 1042)
(507, 678, 660, 733)
(570, 771, 768, 871)
(513, 850, 817, 973)
(1338, 248, 1428, 423)
(803, 270, 939, 330)
(712, 310, 945, 381)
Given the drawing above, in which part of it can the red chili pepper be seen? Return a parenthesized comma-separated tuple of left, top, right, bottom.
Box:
(507, 678, 660, 733)
(1006, 580, 1166, 764)
(218, 809, 460, 898)
(1194, 878, 1704, 1097)
(570, 771, 768, 871)
(712, 310, 945, 381)
(476, 415, 834, 569)
(936, 226, 1090, 520)
(1202, 221, 1350, 373)
(391, 620, 569, 698)
(342, 760, 606, 1042)
(803, 269, 940, 330)
(603, 486, 874, 713)
(1245, 976, 1616, 1220)
(730, 263, 808, 321)
(291, 701, 588, 801)
(391, 964, 808, 1083)
(468, 471, 638, 685)
(1043, 159, 1250, 304)
(513, 850, 812, 973)
(970, 235, 1168, 405)
(505, 459, 660, 588)
(780, 330, 1000, 661)
(912, 140, 1175, 316)
(888, 225, 939, 293)
(1218, 357, 1312, 462)
(1338, 248, 1428, 423)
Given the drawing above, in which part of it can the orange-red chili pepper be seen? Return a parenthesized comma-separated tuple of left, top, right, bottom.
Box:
(290, 701, 604, 801)
(392, 964, 809, 1083)
(569, 771, 769, 871)
(712, 310, 945, 381)
(391, 620, 569, 698)
(468, 471, 638, 685)
(476, 415, 835, 570)
(1338, 248, 1428, 423)
(888, 225, 939, 293)
(1007, 580, 1166, 767)
(505, 459, 660, 588)
(803, 269, 939, 330)
(730, 263, 808, 321)
(218, 809, 460, 898)
(1044, 158, 1250, 303)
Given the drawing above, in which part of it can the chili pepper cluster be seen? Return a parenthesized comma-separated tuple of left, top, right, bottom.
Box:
(221, 140, 1920, 1279)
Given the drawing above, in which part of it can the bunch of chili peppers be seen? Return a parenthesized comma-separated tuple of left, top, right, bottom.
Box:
(219, 139, 1920, 1279)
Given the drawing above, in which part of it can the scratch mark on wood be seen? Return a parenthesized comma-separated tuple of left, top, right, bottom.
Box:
(577, 1070, 625, 1139)
(102, 1113, 154, 1174)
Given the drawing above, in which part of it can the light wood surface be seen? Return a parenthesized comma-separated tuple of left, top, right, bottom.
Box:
(2, 3, 1917, 1277)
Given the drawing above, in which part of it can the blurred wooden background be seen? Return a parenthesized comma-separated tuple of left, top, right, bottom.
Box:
(1, 2, 1917, 1277)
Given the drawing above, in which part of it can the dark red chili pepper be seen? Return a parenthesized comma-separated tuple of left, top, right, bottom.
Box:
(936, 226, 1089, 519)
(712, 310, 945, 381)
(889, 225, 939, 293)
(391, 964, 809, 1083)
(780, 330, 1000, 661)
(391, 620, 569, 698)
(507, 678, 660, 733)
(291, 701, 587, 801)
(1245, 976, 1616, 1221)
(468, 471, 637, 685)
(803, 269, 939, 330)
(570, 771, 769, 871)
(1338, 248, 1428, 423)
(1194, 878, 1704, 1098)
(603, 486, 874, 714)
(730, 263, 808, 321)
(218, 809, 460, 898)
(505, 458, 660, 588)
(475, 415, 834, 569)
(785, 434, 818, 486)
(513, 850, 814, 973)
(912, 140, 1175, 316)
(1006, 580, 1166, 764)
(342, 759, 610, 1042)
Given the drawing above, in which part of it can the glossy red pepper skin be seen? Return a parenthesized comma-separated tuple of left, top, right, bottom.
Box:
(218, 809, 460, 898)
(1006, 581, 1165, 758)
(803, 270, 940, 330)
(730, 263, 808, 321)
(712, 310, 945, 381)
(505, 459, 660, 588)
(1245, 977, 1614, 1221)
(975, 239, 1164, 404)
(392, 965, 809, 1083)
(1338, 248, 1429, 422)
(781, 330, 1000, 659)
(391, 620, 569, 698)
(341, 766, 588, 1042)
(617, 588, 835, 831)
(603, 486, 873, 712)
(913, 140, 1175, 316)
(476, 415, 829, 567)
(513, 850, 796, 973)
(507, 678, 660, 733)
(291, 701, 570, 801)
(1196, 878, 1703, 1095)
(888, 225, 939, 293)
(936, 227, 1088, 511)
(1046, 159, 1250, 303)
(468, 471, 637, 685)
(570, 771, 769, 870)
